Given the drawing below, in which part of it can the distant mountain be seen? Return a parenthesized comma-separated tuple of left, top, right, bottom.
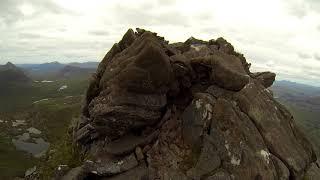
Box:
(0, 62, 30, 84)
(67, 62, 99, 69)
(271, 80, 320, 110)
(17, 61, 64, 79)
(272, 80, 320, 97)
(17, 61, 98, 79)
(18, 61, 64, 71)
(57, 65, 95, 79)
(37, 61, 65, 71)
(17, 61, 98, 70)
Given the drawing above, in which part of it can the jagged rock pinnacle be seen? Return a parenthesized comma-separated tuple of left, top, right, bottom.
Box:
(63, 28, 319, 180)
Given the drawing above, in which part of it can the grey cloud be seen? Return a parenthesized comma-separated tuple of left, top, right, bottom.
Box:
(113, 3, 189, 26)
(201, 27, 220, 37)
(196, 13, 213, 21)
(287, 4, 307, 18)
(235, 36, 256, 45)
(299, 67, 320, 79)
(19, 32, 42, 39)
(113, 5, 151, 26)
(32, 0, 66, 14)
(89, 30, 110, 36)
(3, 37, 113, 62)
(0, 0, 74, 25)
(0, 0, 23, 24)
(157, 0, 177, 6)
(297, 52, 311, 59)
(305, 0, 320, 11)
(155, 12, 189, 26)
(307, 71, 320, 77)
(58, 28, 67, 32)
(285, 0, 320, 18)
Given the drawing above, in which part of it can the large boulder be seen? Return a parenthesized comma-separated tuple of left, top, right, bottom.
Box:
(85, 32, 173, 140)
(235, 83, 315, 178)
(251, 72, 276, 88)
(68, 28, 319, 180)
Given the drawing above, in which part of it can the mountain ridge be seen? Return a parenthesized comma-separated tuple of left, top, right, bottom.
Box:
(57, 65, 96, 79)
(0, 62, 30, 84)
(14, 61, 98, 80)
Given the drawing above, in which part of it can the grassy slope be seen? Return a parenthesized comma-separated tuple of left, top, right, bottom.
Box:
(0, 77, 88, 112)
(271, 82, 320, 156)
(0, 77, 89, 179)
(31, 97, 84, 179)
(278, 100, 320, 156)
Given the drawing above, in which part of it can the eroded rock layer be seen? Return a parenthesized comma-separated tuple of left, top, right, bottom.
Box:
(67, 28, 318, 180)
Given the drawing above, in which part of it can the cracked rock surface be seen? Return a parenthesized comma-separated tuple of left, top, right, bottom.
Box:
(65, 28, 318, 180)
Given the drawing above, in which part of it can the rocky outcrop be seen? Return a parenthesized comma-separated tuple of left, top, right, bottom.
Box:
(67, 28, 319, 180)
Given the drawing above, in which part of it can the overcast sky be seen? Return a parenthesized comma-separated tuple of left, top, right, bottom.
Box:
(0, 0, 319, 85)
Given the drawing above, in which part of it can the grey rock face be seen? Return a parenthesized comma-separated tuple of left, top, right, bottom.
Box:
(68, 28, 319, 180)
(304, 162, 320, 180)
(235, 83, 315, 177)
